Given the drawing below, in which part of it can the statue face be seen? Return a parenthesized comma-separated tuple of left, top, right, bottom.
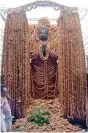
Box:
(38, 27, 48, 41)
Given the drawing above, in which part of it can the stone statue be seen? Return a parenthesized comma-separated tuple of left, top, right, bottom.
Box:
(38, 27, 48, 57)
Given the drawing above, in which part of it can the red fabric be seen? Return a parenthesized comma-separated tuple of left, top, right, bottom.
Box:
(30, 53, 58, 99)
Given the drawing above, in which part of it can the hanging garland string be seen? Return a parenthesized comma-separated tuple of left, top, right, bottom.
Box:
(57, 7, 87, 119)
(2, 9, 30, 117)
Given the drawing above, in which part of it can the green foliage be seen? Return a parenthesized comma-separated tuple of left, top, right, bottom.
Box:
(27, 108, 51, 126)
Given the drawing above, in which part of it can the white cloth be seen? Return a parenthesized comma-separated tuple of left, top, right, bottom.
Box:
(0, 102, 6, 132)
(1, 96, 12, 131)
(0, 113, 7, 132)
(1, 97, 12, 119)
(5, 118, 12, 131)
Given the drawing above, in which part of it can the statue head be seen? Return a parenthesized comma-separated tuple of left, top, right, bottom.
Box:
(38, 27, 48, 41)
(38, 18, 49, 57)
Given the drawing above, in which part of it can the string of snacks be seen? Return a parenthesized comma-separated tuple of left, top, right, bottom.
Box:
(30, 47, 58, 99)
(57, 7, 87, 119)
(2, 9, 30, 117)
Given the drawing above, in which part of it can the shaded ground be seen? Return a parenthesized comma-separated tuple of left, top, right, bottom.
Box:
(12, 98, 82, 132)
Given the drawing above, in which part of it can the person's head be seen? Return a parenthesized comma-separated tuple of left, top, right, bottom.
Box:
(1, 84, 7, 97)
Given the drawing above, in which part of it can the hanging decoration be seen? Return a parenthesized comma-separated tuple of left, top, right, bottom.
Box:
(57, 7, 87, 119)
(2, 9, 30, 117)
(1, 1, 87, 119)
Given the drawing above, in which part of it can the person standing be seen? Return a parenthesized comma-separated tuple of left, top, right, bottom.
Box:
(1, 84, 12, 132)
(0, 99, 6, 132)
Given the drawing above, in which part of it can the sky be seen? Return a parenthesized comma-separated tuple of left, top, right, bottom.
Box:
(0, 0, 88, 9)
